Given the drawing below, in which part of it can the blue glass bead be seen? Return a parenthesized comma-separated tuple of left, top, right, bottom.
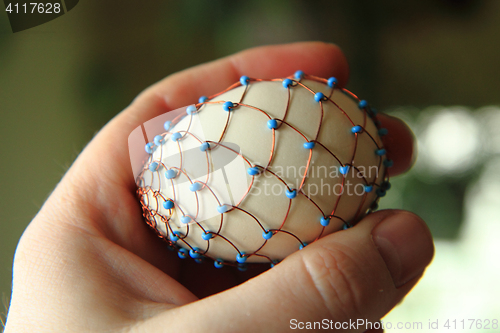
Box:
(364, 185, 373, 193)
(286, 189, 297, 199)
(320, 217, 330, 227)
(294, 70, 304, 79)
(376, 188, 386, 197)
(154, 135, 164, 146)
(247, 166, 259, 176)
(240, 75, 250, 86)
(200, 142, 210, 151)
(189, 247, 202, 259)
(282, 78, 293, 88)
(236, 253, 247, 263)
(339, 165, 350, 175)
(358, 100, 368, 109)
(303, 141, 315, 149)
(299, 242, 308, 250)
(217, 205, 230, 214)
(314, 92, 325, 102)
(165, 169, 177, 179)
(223, 101, 234, 111)
(267, 119, 278, 129)
(199, 96, 208, 103)
(383, 159, 394, 168)
(186, 105, 197, 115)
(327, 77, 338, 88)
(180, 215, 192, 224)
(378, 128, 388, 136)
(351, 125, 362, 134)
(343, 224, 350, 230)
(163, 121, 172, 131)
(381, 181, 391, 190)
(262, 230, 273, 240)
(171, 132, 182, 141)
(375, 148, 386, 156)
(163, 200, 174, 210)
(148, 162, 159, 172)
(189, 182, 203, 192)
(237, 263, 248, 272)
(170, 232, 179, 242)
(178, 248, 188, 259)
(214, 260, 224, 268)
(202, 232, 213, 241)
(145, 142, 154, 154)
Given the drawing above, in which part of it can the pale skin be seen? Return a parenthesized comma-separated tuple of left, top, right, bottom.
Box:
(4, 42, 434, 333)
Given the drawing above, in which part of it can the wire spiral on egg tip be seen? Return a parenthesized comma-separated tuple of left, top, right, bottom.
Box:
(136, 72, 391, 269)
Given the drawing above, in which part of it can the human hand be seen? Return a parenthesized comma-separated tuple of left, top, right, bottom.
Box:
(4, 42, 433, 333)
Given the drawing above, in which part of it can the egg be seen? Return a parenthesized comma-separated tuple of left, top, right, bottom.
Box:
(135, 72, 391, 268)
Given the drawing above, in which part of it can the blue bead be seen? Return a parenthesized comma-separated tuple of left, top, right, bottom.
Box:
(320, 217, 330, 227)
(240, 75, 250, 86)
(163, 200, 174, 210)
(267, 119, 278, 129)
(299, 242, 307, 250)
(294, 70, 304, 79)
(371, 202, 379, 211)
(214, 260, 224, 268)
(163, 121, 172, 131)
(165, 169, 177, 179)
(170, 232, 179, 242)
(145, 142, 154, 154)
(286, 189, 297, 199)
(171, 132, 182, 141)
(378, 128, 388, 136)
(303, 141, 315, 149)
(358, 100, 368, 109)
(202, 232, 213, 241)
(189, 247, 202, 259)
(199, 96, 208, 103)
(339, 165, 350, 175)
(343, 224, 350, 230)
(383, 159, 394, 168)
(189, 182, 203, 192)
(178, 248, 188, 259)
(314, 92, 325, 103)
(262, 230, 273, 240)
(237, 263, 248, 272)
(381, 181, 391, 190)
(351, 125, 362, 134)
(180, 215, 192, 224)
(364, 185, 373, 193)
(375, 148, 386, 156)
(247, 166, 259, 176)
(200, 142, 210, 151)
(371, 108, 378, 116)
(149, 162, 159, 172)
(223, 101, 234, 111)
(217, 205, 230, 214)
(154, 135, 164, 146)
(186, 105, 197, 115)
(194, 258, 204, 264)
(376, 188, 386, 197)
(327, 77, 338, 88)
(236, 253, 247, 263)
(282, 78, 293, 88)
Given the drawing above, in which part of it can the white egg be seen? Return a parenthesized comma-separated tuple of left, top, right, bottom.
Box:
(136, 73, 390, 267)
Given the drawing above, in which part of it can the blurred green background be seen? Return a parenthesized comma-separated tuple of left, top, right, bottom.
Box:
(1, 0, 500, 331)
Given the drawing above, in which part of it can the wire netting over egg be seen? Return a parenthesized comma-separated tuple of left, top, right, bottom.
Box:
(136, 72, 391, 269)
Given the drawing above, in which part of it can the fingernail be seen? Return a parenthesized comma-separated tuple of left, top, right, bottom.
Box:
(372, 213, 434, 287)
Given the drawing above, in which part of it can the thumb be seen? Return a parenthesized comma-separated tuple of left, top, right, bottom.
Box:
(147, 210, 434, 332)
